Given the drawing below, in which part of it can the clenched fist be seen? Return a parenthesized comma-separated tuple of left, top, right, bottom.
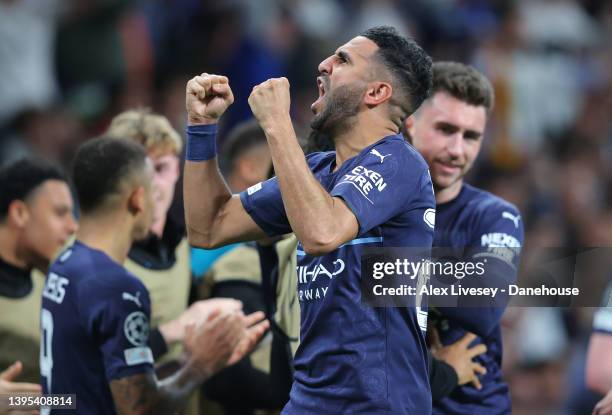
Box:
(248, 77, 291, 130)
(186, 73, 234, 125)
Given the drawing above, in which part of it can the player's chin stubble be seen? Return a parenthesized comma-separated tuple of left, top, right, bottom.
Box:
(311, 84, 365, 137)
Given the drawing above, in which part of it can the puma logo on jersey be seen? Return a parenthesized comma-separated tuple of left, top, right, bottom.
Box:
(502, 211, 521, 228)
(370, 149, 391, 163)
(122, 291, 142, 308)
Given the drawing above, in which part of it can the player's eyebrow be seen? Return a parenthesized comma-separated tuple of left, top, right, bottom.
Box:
(464, 129, 482, 140)
(335, 49, 352, 64)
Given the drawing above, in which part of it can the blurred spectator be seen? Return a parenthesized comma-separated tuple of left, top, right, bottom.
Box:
(0, 0, 62, 127)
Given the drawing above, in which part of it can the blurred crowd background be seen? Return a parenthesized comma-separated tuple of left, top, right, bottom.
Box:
(0, 0, 610, 413)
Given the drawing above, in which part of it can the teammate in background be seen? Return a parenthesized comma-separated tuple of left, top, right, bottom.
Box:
(41, 137, 268, 414)
(586, 281, 612, 414)
(405, 61, 524, 414)
(0, 158, 77, 383)
(184, 26, 435, 414)
(107, 109, 242, 362)
(0, 156, 239, 389)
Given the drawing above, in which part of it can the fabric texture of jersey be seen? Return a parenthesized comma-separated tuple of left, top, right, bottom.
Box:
(432, 184, 524, 415)
(40, 241, 154, 415)
(241, 134, 435, 414)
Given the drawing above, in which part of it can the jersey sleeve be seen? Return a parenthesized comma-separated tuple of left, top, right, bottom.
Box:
(444, 202, 525, 337)
(470, 201, 524, 271)
(80, 273, 154, 381)
(240, 176, 291, 237)
(239, 152, 330, 237)
(593, 282, 612, 335)
(331, 144, 435, 235)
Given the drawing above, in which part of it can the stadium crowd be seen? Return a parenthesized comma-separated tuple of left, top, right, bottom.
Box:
(0, 0, 611, 414)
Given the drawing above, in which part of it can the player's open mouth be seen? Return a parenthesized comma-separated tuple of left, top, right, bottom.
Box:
(311, 77, 327, 112)
(317, 77, 326, 98)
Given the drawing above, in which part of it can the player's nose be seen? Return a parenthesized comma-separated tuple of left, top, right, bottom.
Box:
(446, 134, 465, 159)
(317, 56, 333, 76)
(66, 214, 78, 235)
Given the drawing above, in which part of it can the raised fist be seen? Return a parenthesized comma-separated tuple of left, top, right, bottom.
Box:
(248, 77, 291, 130)
(186, 73, 234, 125)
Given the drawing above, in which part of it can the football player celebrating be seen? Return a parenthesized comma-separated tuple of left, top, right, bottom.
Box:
(41, 137, 267, 414)
(406, 62, 524, 414)
(184, 26, 436, 414)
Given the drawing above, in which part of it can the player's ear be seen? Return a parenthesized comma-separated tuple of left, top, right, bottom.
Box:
(404, 115, 416, 139)
(127, 186, 146, 216)
(364, 81, 392, 107)
(7, 200, 30, 228)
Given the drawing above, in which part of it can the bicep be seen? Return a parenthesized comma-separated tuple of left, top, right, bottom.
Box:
(188, 195, 268, 248)
(110, 372, 159, 415)
(330, 196, 359, 246)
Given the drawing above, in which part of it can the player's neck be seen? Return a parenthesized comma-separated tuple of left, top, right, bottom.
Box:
(0, 227, 29, 270)
(435, 180, 463, 204)
(333, 118, 397, 168)
(76, 215, 133, 265)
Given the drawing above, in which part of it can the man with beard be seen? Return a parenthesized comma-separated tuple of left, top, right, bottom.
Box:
(41, 137, 268, 414)
(405, 62, 524, 414)
(183, 26, 435, 414)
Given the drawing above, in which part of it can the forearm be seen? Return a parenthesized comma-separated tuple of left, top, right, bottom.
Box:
(155, 364, 207, 413)
(441, 307, 502, 338)
(184, 158, 233, 247)
(111, 364, 207, 415)
(429, 355, 458, 402)
(263, 120, 340, 253)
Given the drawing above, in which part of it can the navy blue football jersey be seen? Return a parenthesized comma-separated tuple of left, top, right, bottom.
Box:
(40, 241, 154, 414)
(241, 134, 435, 414)
(432, 184, 523, 415)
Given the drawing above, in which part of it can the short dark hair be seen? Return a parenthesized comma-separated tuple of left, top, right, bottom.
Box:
(361, 26, 432, 123)
(72, 136, 147, 214)
(219, 119, 268, 175)
(431, 62, 494, 110)
(0, 158, 67, 219)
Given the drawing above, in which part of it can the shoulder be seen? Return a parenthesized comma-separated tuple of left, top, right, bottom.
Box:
(461, 184, 523, 246)
(76, 250, 146, 300)
(463, 184, 521, 220)
(368, 135, 429, 172)
(305, 151, 335, 170)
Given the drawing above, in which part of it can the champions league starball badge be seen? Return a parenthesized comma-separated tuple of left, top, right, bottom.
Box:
(123, 311, 150, 347)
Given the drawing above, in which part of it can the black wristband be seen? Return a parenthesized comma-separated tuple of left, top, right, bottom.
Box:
(430, 357, 459, 402)
(149, 327, 169, 360)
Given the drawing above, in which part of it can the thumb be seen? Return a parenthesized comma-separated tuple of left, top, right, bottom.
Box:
(0, 361, 22, 381)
